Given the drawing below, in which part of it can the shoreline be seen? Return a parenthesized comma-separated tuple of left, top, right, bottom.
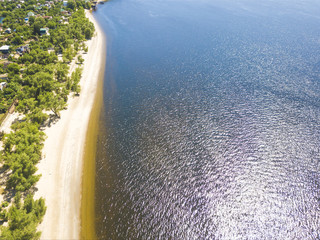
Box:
(34, 10, 105, 239)
(80, 13, 106, 238)
(80, 66, 104, 240)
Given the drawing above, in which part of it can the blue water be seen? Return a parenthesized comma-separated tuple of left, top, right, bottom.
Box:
(93, 0, 320, 238)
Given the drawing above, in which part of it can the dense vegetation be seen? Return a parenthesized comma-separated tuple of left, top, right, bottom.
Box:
(0, 0, 94, 238)
(0, 193, 46, 240)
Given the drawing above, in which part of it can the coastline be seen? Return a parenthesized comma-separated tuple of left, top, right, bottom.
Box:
(80, 15, 106, 238)
(80, 67, 104, 240)
(34, 10, 105, 239)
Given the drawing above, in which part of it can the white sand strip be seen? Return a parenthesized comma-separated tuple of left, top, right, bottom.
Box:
(35, 11, 105, 240)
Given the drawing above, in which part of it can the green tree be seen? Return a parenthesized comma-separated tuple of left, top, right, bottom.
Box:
(11, 35, 23, 45)
(55, 63, 69, 82)
(33, 18, 45, 35)
(7, 63, 20, 74)
(0, 193, 46, 240)
(27, 108, 48, 125)
(40, 92, 67, 118)
(67, 0, 76, 10)
(47, 20, 57, 30)
(77, 55, 84, 64)
(29, 16, 35, 24)
(17, 98, 37, 114)
(84, 27, 93, 39)
(63, 47, 74, 62)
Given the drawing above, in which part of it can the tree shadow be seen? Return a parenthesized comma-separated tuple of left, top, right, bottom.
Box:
(41, 114, 60, 129)
(2, 189, 16, 203)
(12, 116, 24, 125)
(0, 166, 16, 203)
(29, 186, 38, 196)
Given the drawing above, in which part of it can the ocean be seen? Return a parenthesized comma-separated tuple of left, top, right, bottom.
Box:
(93, 0, 320, 238)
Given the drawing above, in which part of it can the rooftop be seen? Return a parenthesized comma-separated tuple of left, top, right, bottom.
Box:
(0, 45, 10, 51)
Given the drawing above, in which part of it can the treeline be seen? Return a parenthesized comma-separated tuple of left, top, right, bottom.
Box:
(0, 0, 94, 239)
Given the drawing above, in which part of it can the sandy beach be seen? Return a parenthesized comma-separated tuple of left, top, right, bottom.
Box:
(34, 11, 105, 239)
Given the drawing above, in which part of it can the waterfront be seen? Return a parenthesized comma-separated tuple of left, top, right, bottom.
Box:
(93, 0, 320, 238)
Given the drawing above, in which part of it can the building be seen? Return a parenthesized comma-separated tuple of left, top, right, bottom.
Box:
(42, 16, 53, 20)
(27, 12, 35, 17)
(0, 73, 8, 81)
(0, 82, 7, 90)
(4, 28, 11, 34)
(16, 45, 29, 55)
(0, 45, 10, 53)
(40, 27, 49, 35)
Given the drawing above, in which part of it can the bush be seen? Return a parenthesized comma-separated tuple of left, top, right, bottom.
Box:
(77, 55, 84, 64)
(84, 27, 93, 39)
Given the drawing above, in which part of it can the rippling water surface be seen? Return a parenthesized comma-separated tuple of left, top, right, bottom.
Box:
(93, 0, 320, 238)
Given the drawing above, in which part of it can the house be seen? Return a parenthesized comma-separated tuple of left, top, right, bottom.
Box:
(16, 45, 29, 55)
(60, 8, 67, 14)
(40, 27, 49, 35)
(24, 17, 29, 23)
(61, 16, 69, 23)
(0, 45, 10, 53)
(60, 9, 71, 16)
(0, 73, 8, 81)
(0, 82, 7, 90)
(42, 16, 53, 20)
(63, 0, 67, 6)
(27, 12, 35, 17)
(4, 28, 11, 34)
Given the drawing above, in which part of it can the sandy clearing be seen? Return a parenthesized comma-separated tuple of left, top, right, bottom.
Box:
(35, 11, 105, 240)
(0, 112, 21, 135)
